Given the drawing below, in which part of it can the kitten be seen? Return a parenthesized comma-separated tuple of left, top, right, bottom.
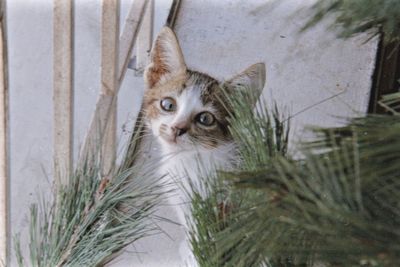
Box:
(142, 26, 265, 266)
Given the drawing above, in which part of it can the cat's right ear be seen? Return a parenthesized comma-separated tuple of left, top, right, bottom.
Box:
(224, 63, 266, 107)
(144, 27, 187, 88)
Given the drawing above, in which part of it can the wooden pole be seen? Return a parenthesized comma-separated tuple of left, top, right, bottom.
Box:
(0, 0, 8, 264)
(135, 0, 153, 73)
(166, 0, 181, 28)
(117, 0, 148, 85)
(79, 0, 148, 165)
(100, 0, 119, 176)
(53, 0, 73, 186)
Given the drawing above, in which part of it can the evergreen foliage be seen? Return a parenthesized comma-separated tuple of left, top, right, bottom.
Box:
(379, 92, 400, 115)
(306, 0, 400, 42)
(190, 2, 400, 265)
(189, 89, 400, 266)
(14, 121, 165, 266)
(189, 89, 289, 267)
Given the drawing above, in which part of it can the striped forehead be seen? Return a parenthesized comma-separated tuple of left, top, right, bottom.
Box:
(174, 71, 220, 117)
(185, 70, 218, 103)
(176, 87, 204, 113)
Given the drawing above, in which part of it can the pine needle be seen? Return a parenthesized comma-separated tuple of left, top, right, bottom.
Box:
(14, 118, 165, 267)
(190, 87, 400, 266)
(304, 0, 400, 43)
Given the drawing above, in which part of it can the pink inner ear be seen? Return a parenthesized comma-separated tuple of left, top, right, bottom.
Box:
(146, 65, 166, 88)
(146, 45, 169, 88)
(145, 27, 187, 88)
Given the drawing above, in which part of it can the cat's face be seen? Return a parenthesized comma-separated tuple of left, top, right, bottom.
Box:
(143, 27, 266, 152)
(144, 69, 231, 151)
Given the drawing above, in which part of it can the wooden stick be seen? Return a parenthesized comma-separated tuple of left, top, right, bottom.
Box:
(100, 0, 119, 176)
(53, 0, 73, 186)
(166, 0, 181, 27)
(136, 0, 154, 73)
(79, 0, 148, 165)
(0, 0, 8, 264)
(117, 0, 148, 85)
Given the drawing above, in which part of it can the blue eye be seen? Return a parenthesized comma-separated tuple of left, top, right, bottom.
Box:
(160, 97, 176, 112)
(197, 112, 215, 126)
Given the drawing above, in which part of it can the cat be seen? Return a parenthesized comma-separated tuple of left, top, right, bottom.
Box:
(141, 26, 266, 266)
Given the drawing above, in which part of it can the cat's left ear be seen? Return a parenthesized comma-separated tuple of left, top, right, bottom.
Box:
(224, 63, 266, 107)
(144, 27, 187, 88)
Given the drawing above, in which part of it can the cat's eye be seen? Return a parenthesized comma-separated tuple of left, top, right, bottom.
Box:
(160, 97, 176, 112)
(196, 112, 215, 126)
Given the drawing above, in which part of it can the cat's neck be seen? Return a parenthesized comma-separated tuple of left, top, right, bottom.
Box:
(159, 140, 237, 185)
(158, 141, 236, 203)
(138, 127, 237, 193)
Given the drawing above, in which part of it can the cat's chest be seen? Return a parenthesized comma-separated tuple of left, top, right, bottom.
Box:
(139, 134, 237, 190)
(159, 143, 237, 187)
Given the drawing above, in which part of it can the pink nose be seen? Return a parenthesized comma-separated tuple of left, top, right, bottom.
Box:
(173, 127, 187, 137)
(171, 122, 188, 137)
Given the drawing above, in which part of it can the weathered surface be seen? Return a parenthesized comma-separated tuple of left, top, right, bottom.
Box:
(175, 0, 377, 149)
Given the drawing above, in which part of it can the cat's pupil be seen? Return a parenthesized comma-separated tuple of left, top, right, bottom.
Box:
(160, 98, 176, 112)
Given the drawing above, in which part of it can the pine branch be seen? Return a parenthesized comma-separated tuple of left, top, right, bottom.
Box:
(14, 124, 164, 266)
(379, 92, 400, 115)
(219, 114, 400, 265)
(304, 0, 400, 43)
(190, 87, 400, 266)
(189, 86, 290, 267)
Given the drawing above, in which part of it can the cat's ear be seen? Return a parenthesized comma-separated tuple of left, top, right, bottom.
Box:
(225, 63, 266, 107)
(144, 27, 187, 88)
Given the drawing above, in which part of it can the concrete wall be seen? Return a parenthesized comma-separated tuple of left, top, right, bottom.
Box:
(175, 0, 377, 149)
(7, 0, 377, 266)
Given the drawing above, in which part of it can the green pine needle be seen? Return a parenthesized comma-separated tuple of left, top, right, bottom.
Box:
(14, 118, 165, 267)
(304, 0, 400, 43)
(189, 86, 400, 266)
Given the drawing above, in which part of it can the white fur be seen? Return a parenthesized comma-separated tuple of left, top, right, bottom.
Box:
(157, 142, 236, 267)
(147, 87, 237, 267)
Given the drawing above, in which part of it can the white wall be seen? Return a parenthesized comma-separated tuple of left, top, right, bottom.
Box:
(175, 0, 377, 149)
(7, 0, 377, 266)
(8, 2, 54, 266)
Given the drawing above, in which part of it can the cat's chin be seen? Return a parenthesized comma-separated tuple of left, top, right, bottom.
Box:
(158, 136, 193, 153)
(159, 135, 176, 145)
(159, 135, 181, 148)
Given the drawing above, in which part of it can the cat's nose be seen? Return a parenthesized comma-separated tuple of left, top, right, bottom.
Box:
(176, 128, 187, 136)
(172, 126, 187, 137)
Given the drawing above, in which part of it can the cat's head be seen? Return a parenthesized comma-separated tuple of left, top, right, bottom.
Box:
(143, 27, 266, 152)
